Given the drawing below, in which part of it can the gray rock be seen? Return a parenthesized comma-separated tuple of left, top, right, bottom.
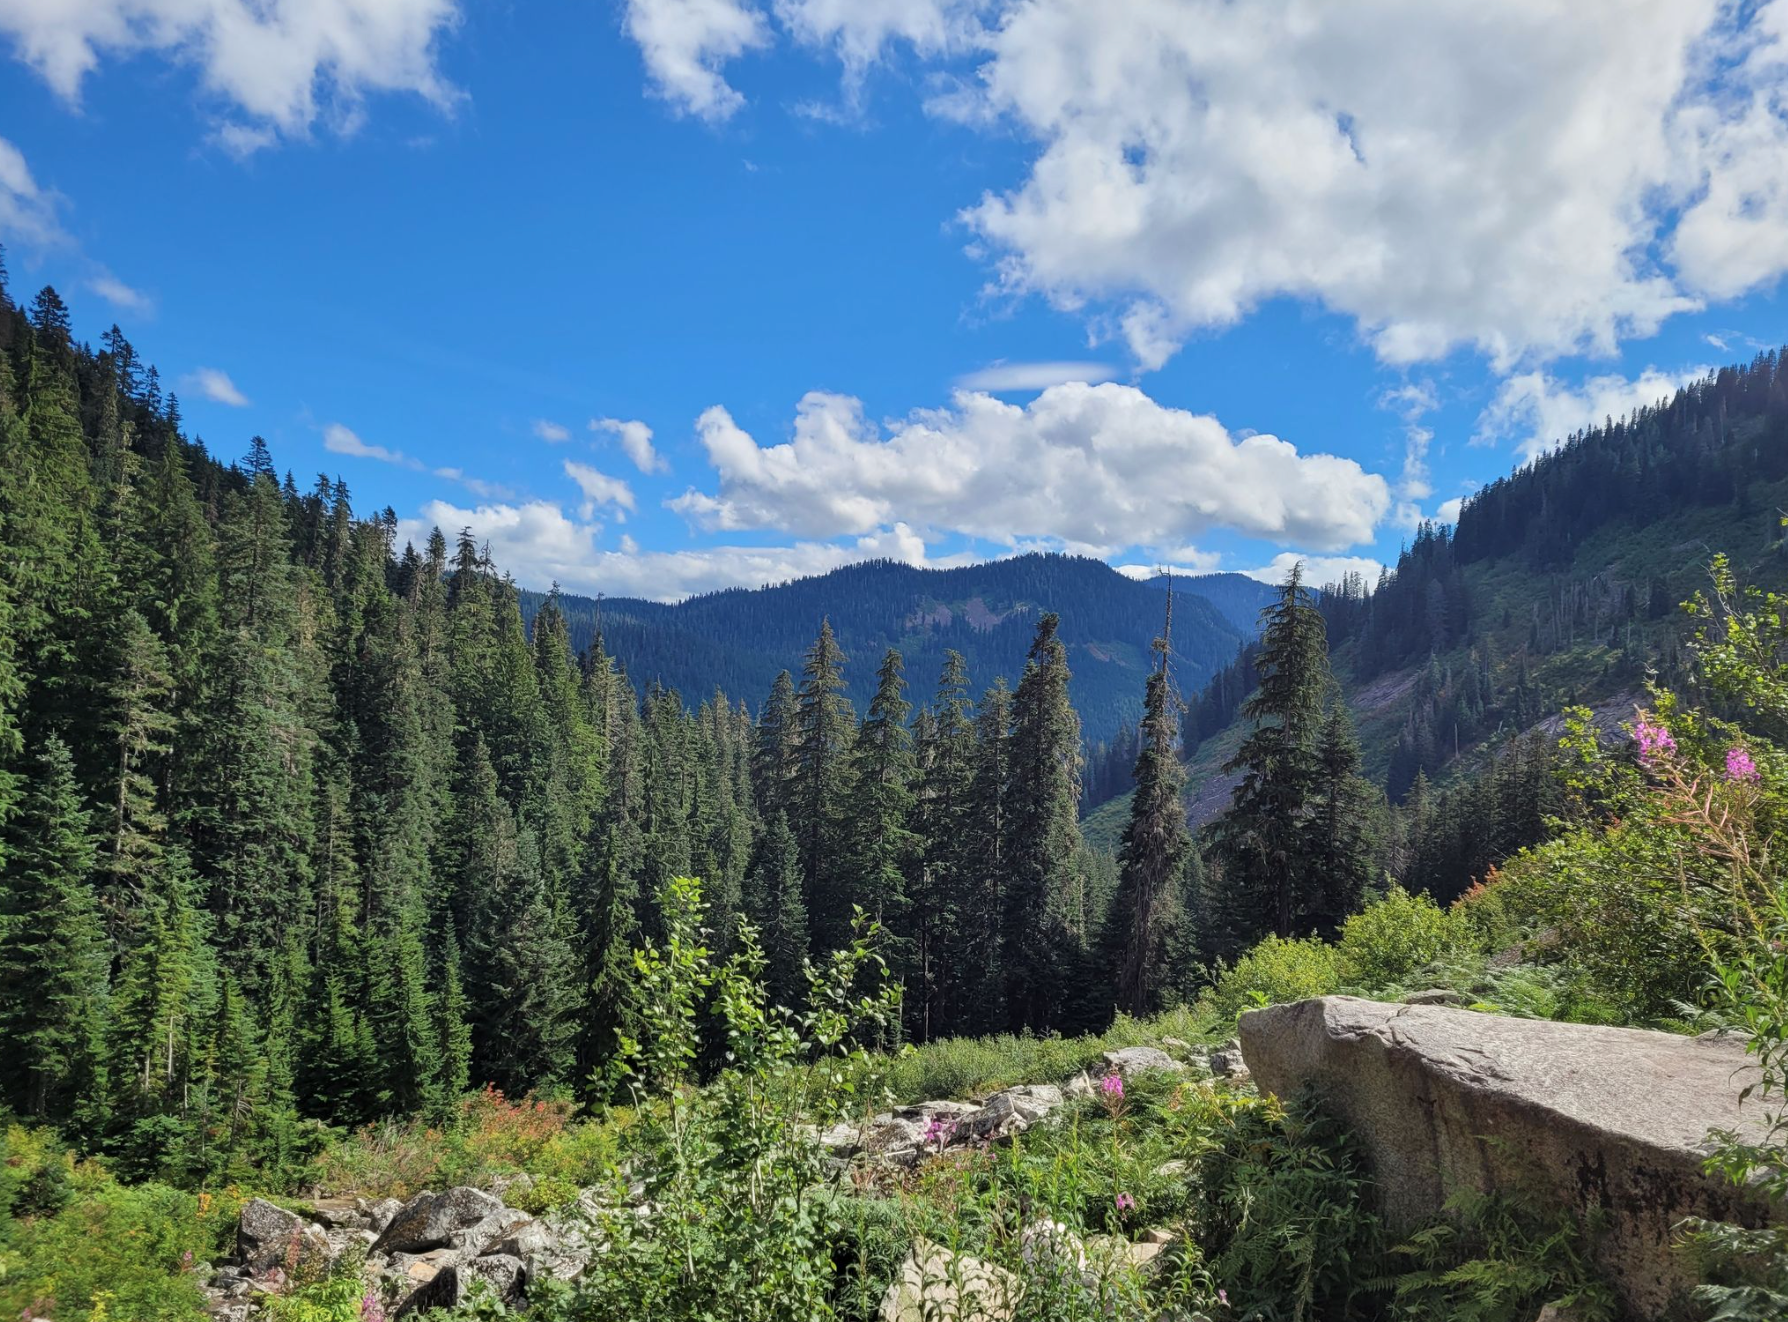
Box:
(1062, 1071, 1096, 1099)
(446, 1206, 530, 1256)
(360, 1197, 403, 1233)
(962, 1084, 1064, 1140)
(373, 1186, 505, 1255)
(394, 1252, 527, 1318)
(1098, 1046, 1184, 1078)
(1207, 1046, 1249, 1080)
(1239, 995, 1778, 1317)
(879, 1240, 1019, 1321)
(236, 1198, 331, 1275)
(487, 1217, 558, 1260)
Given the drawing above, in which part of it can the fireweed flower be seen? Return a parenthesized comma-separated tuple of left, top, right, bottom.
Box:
(361, 1290, 387, 1322)
(1727, 747, 1761, 782)
(1100, 1073, 1124, 1098)
(1115, 1192, 1136, 1211)
(1634, 720, 1677, 764)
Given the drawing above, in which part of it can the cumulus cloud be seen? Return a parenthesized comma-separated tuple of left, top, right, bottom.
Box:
(183, 367, 249, 406)
(533, 418, 571, 443)
(956, 359, 1118, 392)
(564, 459, 636, 519)
(0, 0, 463, 148)
(1476, 365, 1711, 461)
(1244, 553, 1385, 588)
(395, 497, 940, 601)
(623, 0, 771, 122)
(591, 416, 668, 474)
(957, 0, 1776, 371)
(1113, 550, 1222, 580)
(671, 382, 1391, 553)
(0, 134, 64, 247)
(1436, 496, 1464, 524)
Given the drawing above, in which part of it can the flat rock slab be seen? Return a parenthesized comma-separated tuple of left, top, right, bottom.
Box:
(1239, 996, 1777, 1317)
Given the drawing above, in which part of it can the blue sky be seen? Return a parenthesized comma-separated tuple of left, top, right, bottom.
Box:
(2, 0, 1786, 599)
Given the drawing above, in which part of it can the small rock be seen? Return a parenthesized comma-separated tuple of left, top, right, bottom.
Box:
(1062, 1071, 1095, 1099)
(360, 1197, 403, 1233)
(1159, 1036, 1191, 1050)
(373, 1187, 505, 1255)
(1099, 1046, 1184, 1078)
(487, 1218, 558, 1260)
(1140, 1226, 1176, 1245)
(879, 1240, 1019, 1322)
(304, 1197, 371, 1230)
(236, 1198, 333, 1277)
(1208, 1046, 1250, 1081)
(962, 1083, 1065, 1141)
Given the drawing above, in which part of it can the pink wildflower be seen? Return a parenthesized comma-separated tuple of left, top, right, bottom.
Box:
(1218, 1288, 1230, 1307)
(361, 1290, 387, 1322)
(1115, 1192, 1135, 1211)
(1100, 1073, 1124, 1098)
(1635, 720, 1677, 764)
(1727, 747, 1761, 782)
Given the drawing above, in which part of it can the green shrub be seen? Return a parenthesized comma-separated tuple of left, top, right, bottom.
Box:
(0, 1134, 237, 1322)
(1336, 886, 1474, 990)
(1197, 1092, 1384, 1321)
(1206, 935, 1343, 1021)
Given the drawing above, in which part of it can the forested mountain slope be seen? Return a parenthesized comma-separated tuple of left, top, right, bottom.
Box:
(519, 558, 1244, 747)
(1090, 347, 1788, 896)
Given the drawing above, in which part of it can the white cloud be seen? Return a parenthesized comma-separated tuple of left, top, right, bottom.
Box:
(432, 467, 512, 500)
(1114, 550, 1222, 580)
(324, 421, 415, 466)
(86, 267, 150, 311)
(564, 459, 636, 519)
(0, 0, 463, 147)
(956, 359, 1118, 392)
(1244, 553, 1385, 588)
(0, 134, 64, 248)
(623, 0, 771, 122)
(396, 497, 941, 601)
(591, 416, 668, 474)
(1436, 497, 1464, 524)
(773, 0, 981, 104)
(671, 381, 1391, 552)
(1476, 366, 1711, 461)
(953, 0, 1784, 371)
(533, 418, 571, 443)
(184, 367, 249, 406)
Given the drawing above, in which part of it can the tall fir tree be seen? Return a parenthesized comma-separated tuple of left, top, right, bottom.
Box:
(1108, 600, 1194, 1017)
(1002, 614, 1085, 1032)
(1209, 564, 1332, 950)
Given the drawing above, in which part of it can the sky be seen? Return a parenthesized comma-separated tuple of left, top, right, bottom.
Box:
(2, 0, 1787, 601)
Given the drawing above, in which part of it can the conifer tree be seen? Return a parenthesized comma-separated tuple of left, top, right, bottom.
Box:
(1209, 564, 1332, 950)
(1109, 603, 1193, 1017)
(1307, 701, 1378, 928)
(843, 649, 917, 937)
(910, 651, 975, 1039)
(745, 811, 808, 1007)
(1003, 613, 1085, 1032)
(0, 736, 109, 1117)
(794, 621, 854, 947)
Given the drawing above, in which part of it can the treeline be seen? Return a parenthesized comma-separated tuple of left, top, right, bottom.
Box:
(1324, 350, 1788, 686)
(0, 274, 1234, 1184)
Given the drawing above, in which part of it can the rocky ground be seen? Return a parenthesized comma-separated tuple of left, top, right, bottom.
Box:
(203, 1043, 1238, 1320)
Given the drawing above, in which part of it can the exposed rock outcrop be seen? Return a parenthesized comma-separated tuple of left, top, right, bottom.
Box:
(878, 1240, 1019, 1322)
(1239, 995, 1778, 1316)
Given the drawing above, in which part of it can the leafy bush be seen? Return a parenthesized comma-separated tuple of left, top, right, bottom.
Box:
(1383, 1189, 1616, 1321)
(1197, 1092, 1384, 1321)
(1336, 886, 1473, 989)
(0, 1130, 239, 1322)
(1206, 935, 1343, 1021)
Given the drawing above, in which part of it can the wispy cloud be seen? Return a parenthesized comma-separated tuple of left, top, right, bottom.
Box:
(533, 418, 571, 443)
(182, 367, 249, 407)
(564, 459, 636, 519)
(324, 422, 415, 466)
(956, 360, 1120, 392)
